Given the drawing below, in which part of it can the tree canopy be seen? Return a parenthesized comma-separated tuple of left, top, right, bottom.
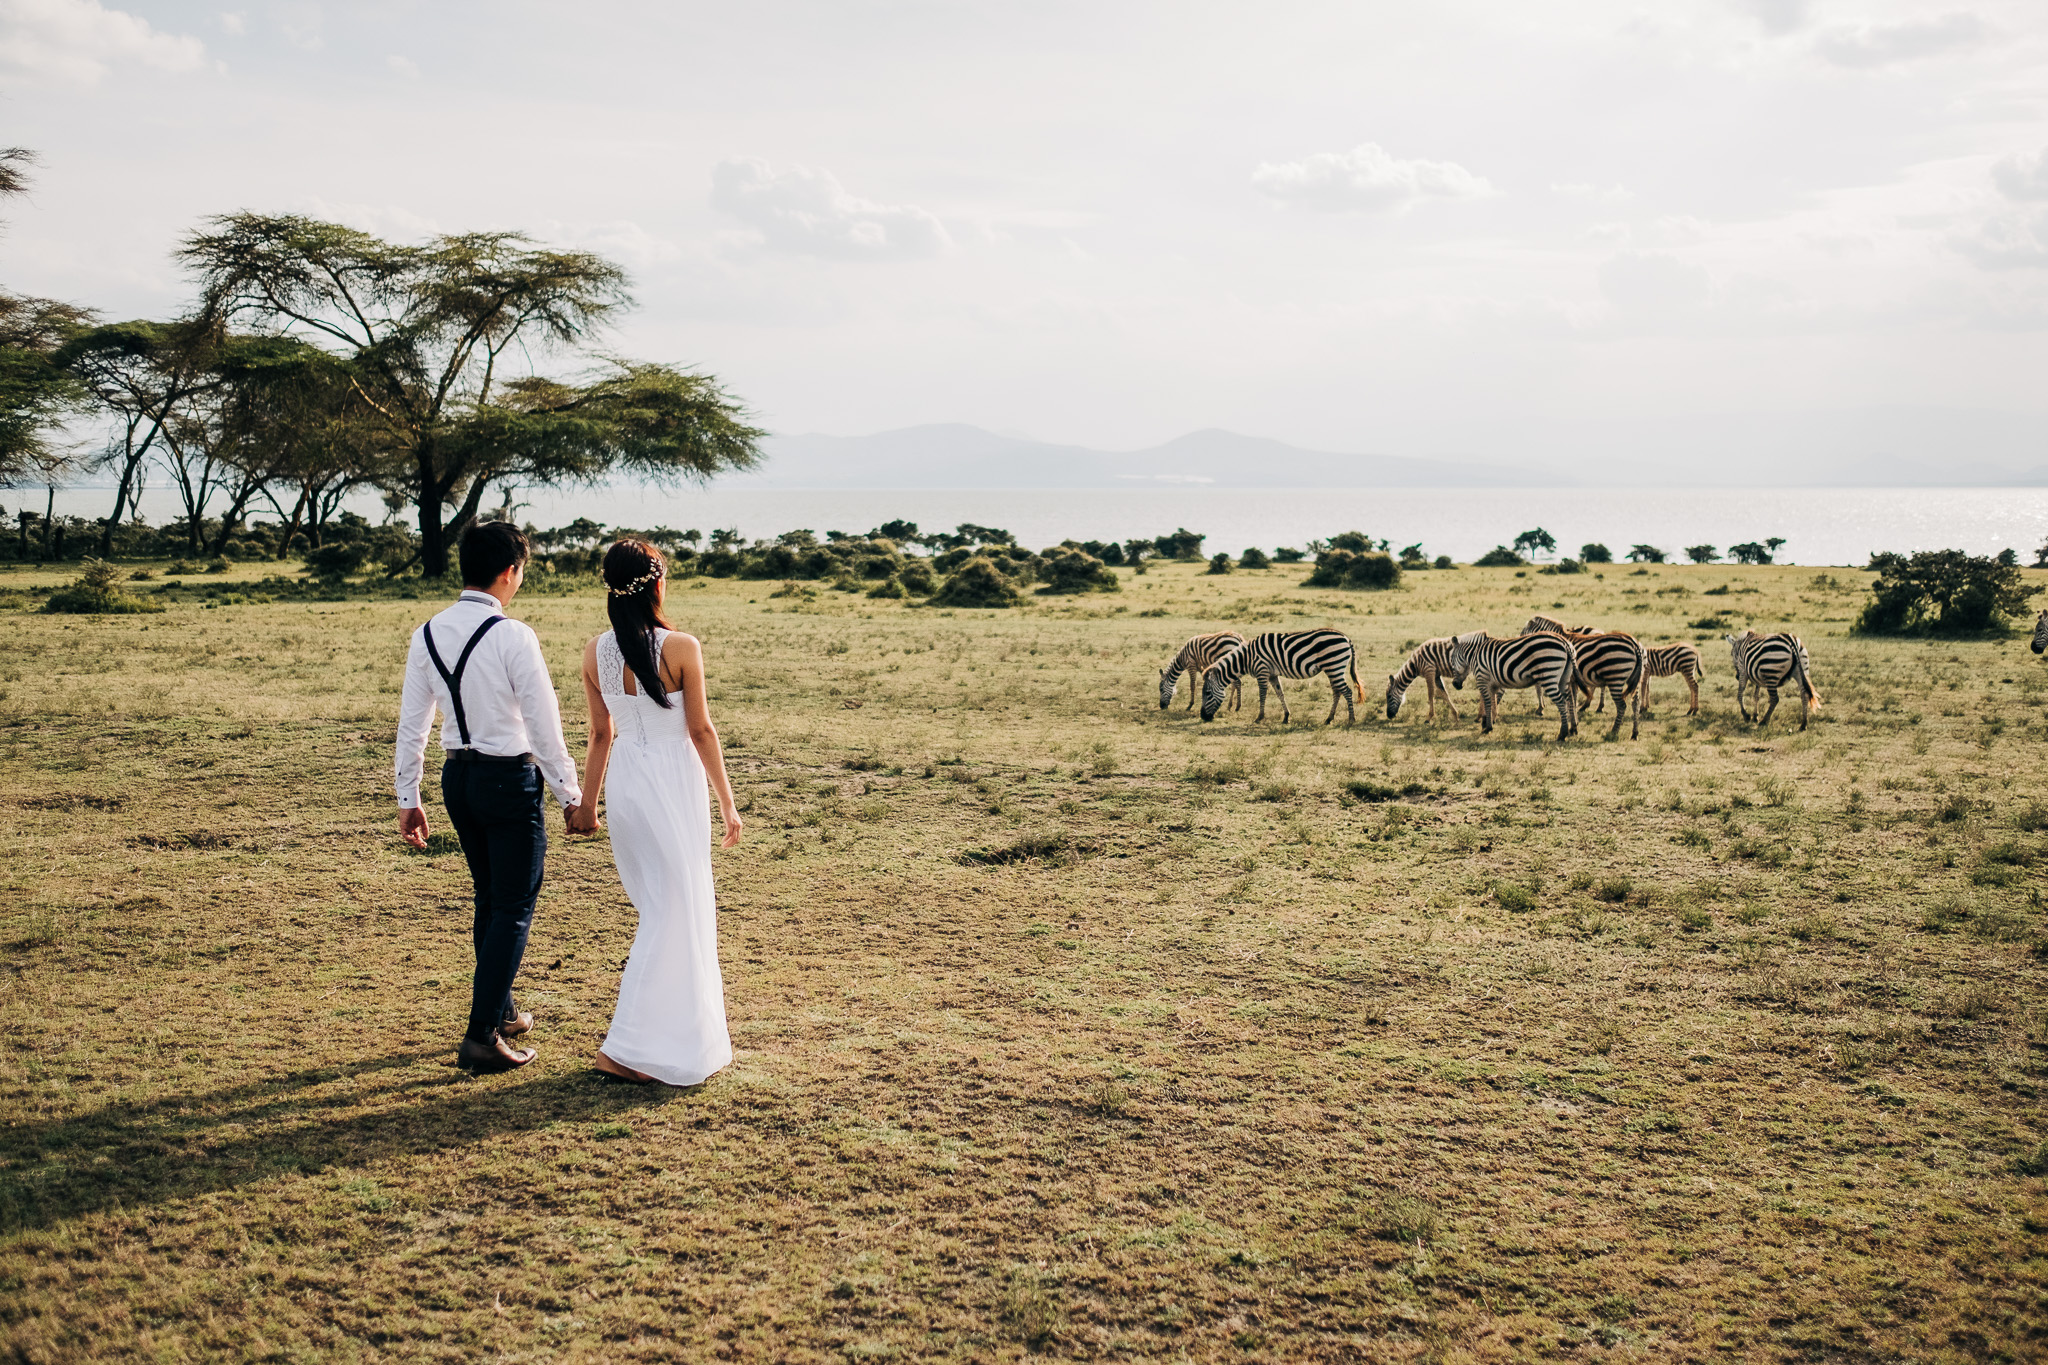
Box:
(1854, 549, 2037, 636)
(177, 213, 765, 575)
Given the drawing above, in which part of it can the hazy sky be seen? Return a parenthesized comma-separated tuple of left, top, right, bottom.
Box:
(5, 0, 2047, 471)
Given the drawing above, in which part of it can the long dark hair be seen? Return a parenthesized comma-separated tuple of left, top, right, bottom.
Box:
(603, 539, 674, 707)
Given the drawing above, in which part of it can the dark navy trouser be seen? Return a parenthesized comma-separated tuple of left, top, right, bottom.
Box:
(440, 757, 547, 1044)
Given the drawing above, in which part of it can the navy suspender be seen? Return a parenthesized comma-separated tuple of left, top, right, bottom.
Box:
(420, 614, 508, 748)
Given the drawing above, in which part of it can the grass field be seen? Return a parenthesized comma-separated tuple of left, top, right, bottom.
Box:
(2, 555, 2046, 1363)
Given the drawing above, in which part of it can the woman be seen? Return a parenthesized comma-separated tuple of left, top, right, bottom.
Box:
(570, 539, 744, 1085)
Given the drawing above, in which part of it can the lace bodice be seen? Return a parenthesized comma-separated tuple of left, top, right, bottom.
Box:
(597, 629, 684, 747)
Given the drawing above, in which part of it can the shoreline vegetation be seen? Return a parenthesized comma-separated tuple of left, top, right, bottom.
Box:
(3, 556, 2046, 1359)
(9, 511, 2041, 639)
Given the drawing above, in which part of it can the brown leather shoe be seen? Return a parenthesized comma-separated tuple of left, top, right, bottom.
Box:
(458, 1031, 536, 1073)
(500, 1010, 534, 1037)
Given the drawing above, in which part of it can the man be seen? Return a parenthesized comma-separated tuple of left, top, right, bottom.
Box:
(395, 521, 582, 1072)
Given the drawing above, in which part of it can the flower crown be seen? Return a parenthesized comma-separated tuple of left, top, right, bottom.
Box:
(607, 560, 664, 597)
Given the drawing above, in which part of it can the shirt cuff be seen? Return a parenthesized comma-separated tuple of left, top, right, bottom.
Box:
(397, 791, 422, 810)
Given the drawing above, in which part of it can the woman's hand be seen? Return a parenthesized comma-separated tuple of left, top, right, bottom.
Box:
(719, 809, 744, 848)
(567, 805, 602, 835)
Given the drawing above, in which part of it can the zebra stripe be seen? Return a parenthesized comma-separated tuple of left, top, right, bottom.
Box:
(1448, 630, 1580, 740)
(1202, 629, 1362, 725)
(1638, 642, 1704, 718)
(1727, 631, 1820, 730)
(1159, 631, 1246, 712)
(1385, 638, 1461, 722)
(1521, 616, 1595, 714)
(1563, 631, 1644, 739)
(2032, 610, 2048, 655)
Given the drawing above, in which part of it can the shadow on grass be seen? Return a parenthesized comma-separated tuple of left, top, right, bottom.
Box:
(0, 1050, 682, 1234)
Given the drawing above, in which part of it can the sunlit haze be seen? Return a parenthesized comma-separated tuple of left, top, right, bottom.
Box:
(6, 0, 2048, 483)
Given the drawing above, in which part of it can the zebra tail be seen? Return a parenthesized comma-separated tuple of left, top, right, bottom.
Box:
(1791, 644, 1822, 713)
(1349, 651, 1363, 704)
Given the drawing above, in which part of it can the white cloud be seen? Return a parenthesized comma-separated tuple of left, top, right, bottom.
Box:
(1993, 148, 2048, 202)
(1951, 210, 2048, 270)
(217, 11, 243, 35)
(385, 53, 416, 78)
(1812, 12, 1988, 68)
(1252, 142, 1495, 214)
(276, 1, 320, 51)
(295, 197, 443, 242)
(0, 0, 204, 85)
(1551, 182, 1632, 203)
(1599, 252, 1714, 319)
(1733, 0, 1810, 36)
(709, 157, 949, 261)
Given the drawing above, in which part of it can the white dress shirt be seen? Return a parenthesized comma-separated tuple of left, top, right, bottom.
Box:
(394, 590, 583, 810)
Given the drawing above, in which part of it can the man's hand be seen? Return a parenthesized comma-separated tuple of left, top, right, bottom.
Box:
(565, 804, 601, 835)
(398, 806, 430, 850)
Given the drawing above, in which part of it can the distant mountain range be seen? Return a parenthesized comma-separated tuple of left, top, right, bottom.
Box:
(725, 411, 2048, 488)
(728, 425, 1571, 489)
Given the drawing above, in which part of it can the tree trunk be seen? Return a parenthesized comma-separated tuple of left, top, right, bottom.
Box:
(276, 486, 309, 560)
(208, 481, 263, 557)
(43, 485, 56, 559)
(100, 446, 146, 557)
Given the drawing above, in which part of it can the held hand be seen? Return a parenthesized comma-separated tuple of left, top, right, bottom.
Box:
(564, 803, 601, 835)
(719, 810, 744, 848)
(398, 806, 430, 850)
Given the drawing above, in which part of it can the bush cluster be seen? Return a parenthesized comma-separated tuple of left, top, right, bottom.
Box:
(1854, 549, 2035, 636)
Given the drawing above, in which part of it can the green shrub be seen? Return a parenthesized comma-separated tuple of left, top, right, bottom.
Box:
(1854, 549, 2037, 636)
(1273, 547, 1305, 563)
(305, 542, 371, 579)
(866, 577, 908, 600)
(1206, 552, 1233, 575)
(1304, 548, 1400, 590)
(1475, 546, 1523, 567)
(1038, 547, 1119, 595)
(1581, 543, 1613, 563)
(930, 557, 1025, 608)
(1433, 555, 1453, 570)
(1239, 547, 1270, 569)
(42, 558, 166, 615)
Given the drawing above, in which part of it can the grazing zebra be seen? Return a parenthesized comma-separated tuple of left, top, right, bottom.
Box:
(1159, 631, 1246, 712)
(1521, 615, 1595, 714)
(1385, 638, 1461, 723)
(1636, 642, 1705, 718)
(1448, 630, 1580, 740)
(1562, 631, 1645, 739)
(1726, 631, 1821, 730)
(2032, 610, 2048, 655)
(1201, 629, 1362, 725)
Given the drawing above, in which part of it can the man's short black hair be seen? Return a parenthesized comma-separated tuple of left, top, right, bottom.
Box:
(459, 520, 531, 588)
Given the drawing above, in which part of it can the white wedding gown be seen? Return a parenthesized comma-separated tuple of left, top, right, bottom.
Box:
(594, 629, 733, 1086)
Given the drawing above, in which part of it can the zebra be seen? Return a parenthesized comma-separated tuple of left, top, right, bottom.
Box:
(1726, 631, 1821, 729)
(1201, 629, 1362, 725)
(2032, 610, 2048, 654)
(1448, 630, 1580, 740)
(1159, 631, 1246, 712)
(1521, 615, 1594, 715)
(1385, 638, 1461, 723)
(1562, 630, 1645, 739)
(1636, 642, 1705, 718)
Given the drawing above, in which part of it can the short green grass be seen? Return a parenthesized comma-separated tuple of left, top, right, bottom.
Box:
(2, 557, 2046, 1361)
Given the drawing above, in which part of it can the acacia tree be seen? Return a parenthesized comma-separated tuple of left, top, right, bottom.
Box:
(1513, 527, 1556, 561)
(179, 215, 765, 576)
(56, 318, 221, 553)
(0, 150, 94, 490)
(1625, 544, 1666, 563)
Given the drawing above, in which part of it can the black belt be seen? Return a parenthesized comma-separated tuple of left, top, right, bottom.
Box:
(444, 749, 534, 766)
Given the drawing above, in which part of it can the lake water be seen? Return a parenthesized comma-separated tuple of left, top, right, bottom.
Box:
(33, 483, 2048, 567)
